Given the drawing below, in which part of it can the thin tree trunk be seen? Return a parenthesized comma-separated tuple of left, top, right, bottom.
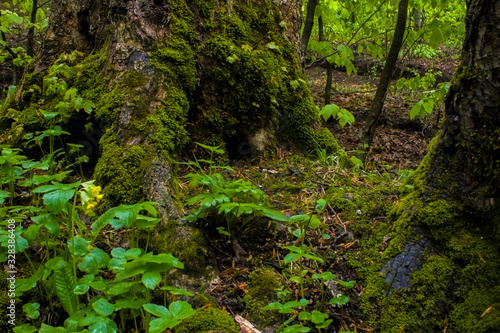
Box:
(27, 0, 38, 56)
(301, 0, 318, 58)
(318, 15, 333, 106)
(357, 0, 409, 159)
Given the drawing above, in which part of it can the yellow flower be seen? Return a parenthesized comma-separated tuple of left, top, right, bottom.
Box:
(84, 202, 96, 214)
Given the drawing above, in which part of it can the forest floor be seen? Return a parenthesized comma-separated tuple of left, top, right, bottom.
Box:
(179, 56, 458, 332)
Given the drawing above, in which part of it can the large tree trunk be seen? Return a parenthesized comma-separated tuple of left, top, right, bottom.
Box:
(372, 1, 500, 331)
(1, 0, 340, 292)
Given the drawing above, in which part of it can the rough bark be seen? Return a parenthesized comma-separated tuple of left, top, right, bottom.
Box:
(422, 0, 500, 218)
(357, 0, 409, 159)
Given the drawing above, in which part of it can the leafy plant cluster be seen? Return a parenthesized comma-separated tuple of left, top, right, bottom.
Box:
(390, 70, 450, 119)
(183, 144, 356, 332)
(1, 141, 196, 332)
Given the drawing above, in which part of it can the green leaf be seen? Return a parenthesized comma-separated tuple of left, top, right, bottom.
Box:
(92, 298, 115, 317)
(330, 294, 350, 307)
(38, 324, 67, 333)
(310, 310, 329, 324)
(316, 319, 332, 329)
(169, 301, 195, 319)
(78, 248, 110, 274)
(337, 109, 355, 127)
(312, 272, 336, 280)
(308, 215, 321, 229)
(266, 42, 279, 51)
(319, 104, 339, 121)
(13, 324, 38, 333)
(114, 297, 145, 310)
(54, 260, 78, 315)
(143, 304, 169, 317)
(149, 317, 180, 333)
(142, 271, 161, 289)
(23, 302, 40, 319)
(429, 29, 443, 49)
(298, 311, 311, 321)
(315, 199, 327, 213)
(73, 284, 90, 295)
(107, 281, 138, 295)
(67, 236, 89, 256)
(337, 280, 356, 289)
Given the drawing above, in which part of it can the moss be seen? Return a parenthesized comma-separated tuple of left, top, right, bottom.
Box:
(243, 267, 281, 328)
(93, 134, 154, 209)
(176, 307, 239, 333)
(152, 223, 212, 276)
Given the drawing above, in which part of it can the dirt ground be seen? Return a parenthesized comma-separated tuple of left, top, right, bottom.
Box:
(305, 55, 458, 171)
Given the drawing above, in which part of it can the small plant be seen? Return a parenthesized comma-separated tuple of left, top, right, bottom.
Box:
(319, 103, 355, 127)
(183, 143, 290, 259)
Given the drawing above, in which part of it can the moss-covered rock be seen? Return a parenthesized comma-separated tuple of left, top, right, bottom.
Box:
(176, 307, 240, 333)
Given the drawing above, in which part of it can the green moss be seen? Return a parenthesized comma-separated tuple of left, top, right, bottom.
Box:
(243, 267, 281, 327)
(176, 307, 239, 333)
(152, 223, 212, 276)
(93, 134, 154, 209)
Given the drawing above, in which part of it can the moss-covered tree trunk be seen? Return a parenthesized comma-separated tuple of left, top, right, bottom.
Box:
(1, 0, 340, 290)
(371, 1, 500, 330)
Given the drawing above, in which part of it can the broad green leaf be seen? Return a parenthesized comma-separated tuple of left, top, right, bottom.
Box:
(23, 302, 40, 319)
(311, 310, 329, 324)
(73, 284, 90, 295)
(169, 301, 195, 319)
(143, 303, 171, 318)
(67, 236, 89, 256)
(298, 311, 311, 321)
(312, 272, 336, 280)
(319, 104, 339, 121)
(114, 297, 144, 310)
(338, 280, 356, 289)
(142, 271, 161, 289)
(330, 294, 350, 306)
(92, 298, 115, 317)
(78, 248, 110, 274)
(429, 29, 443, 49)
(149, 317, 180, 333)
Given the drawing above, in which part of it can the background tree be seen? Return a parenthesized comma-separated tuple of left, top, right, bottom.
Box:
(357, 0, 409, 158)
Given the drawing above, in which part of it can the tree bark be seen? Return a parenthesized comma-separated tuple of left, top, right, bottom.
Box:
(301, 0, 318, 60)
(422, 0, 500, 219)
(357, 0, 409, 159)
(318, 14, 333, 106)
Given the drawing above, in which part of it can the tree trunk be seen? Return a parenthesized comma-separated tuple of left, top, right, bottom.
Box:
(357, 0, 409, 159)
(318, 14, 333, 106)
(372, 1, 500, 330)
(301, 0, 318, 59)
(420, 0, 500, 218)
(1, 0, 340, 290)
